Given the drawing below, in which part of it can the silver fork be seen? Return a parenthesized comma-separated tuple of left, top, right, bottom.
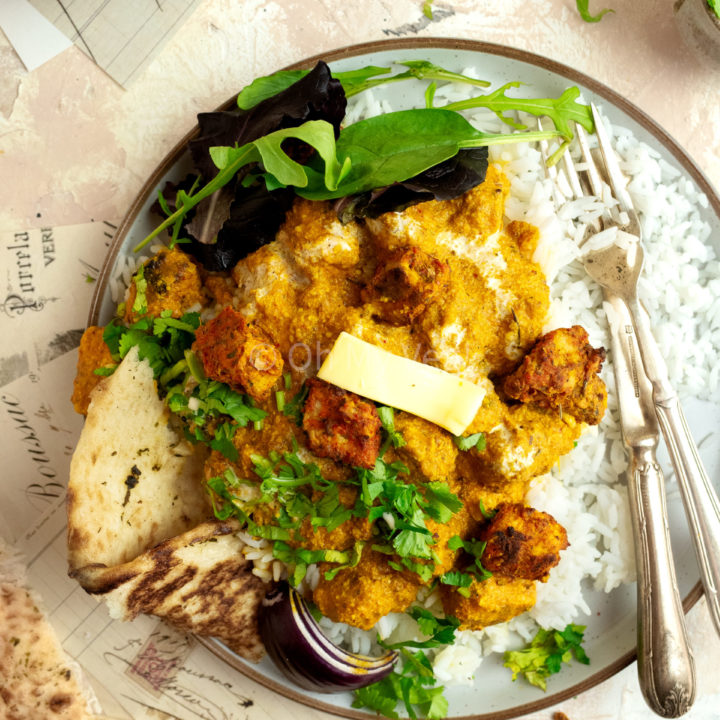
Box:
(569, 106, 720, 640)
(540, 110, 699, 717)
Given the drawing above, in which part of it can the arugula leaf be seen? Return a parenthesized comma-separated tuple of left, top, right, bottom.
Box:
(575, 0, 614, 22)
(453, 432, 486, 452)
(710, 0, 720, 19)
(442, 84, 593, 140)
(503, 623, 590, 691)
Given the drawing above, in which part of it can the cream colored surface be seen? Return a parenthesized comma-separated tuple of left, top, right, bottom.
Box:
(1, 1, 719, 719)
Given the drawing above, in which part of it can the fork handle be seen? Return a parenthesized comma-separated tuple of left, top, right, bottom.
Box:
(629, 445, 696, 717)
(628, 296, 720, 637)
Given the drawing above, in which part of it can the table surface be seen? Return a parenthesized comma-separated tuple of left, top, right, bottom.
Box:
(2, 1, 719, 718)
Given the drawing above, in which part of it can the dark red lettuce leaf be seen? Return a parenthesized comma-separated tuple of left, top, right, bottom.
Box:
(189, 61, 346, 180)
(180, 184, 295, 272)
(335, 146, 489, 223)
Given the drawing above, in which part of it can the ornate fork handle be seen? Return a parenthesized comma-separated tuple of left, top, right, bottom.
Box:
(628, 296, 720, 635)
(629, 447, 696, 717)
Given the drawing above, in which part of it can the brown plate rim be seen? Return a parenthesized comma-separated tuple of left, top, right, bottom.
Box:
(90, 36, 713, 720)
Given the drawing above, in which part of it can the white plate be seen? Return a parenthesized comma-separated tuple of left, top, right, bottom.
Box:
(90, 38, 720, 720)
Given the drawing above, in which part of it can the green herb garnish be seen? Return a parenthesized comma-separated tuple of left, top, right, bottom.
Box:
(130, 264, 148, 315)
(378, 405, 406, 454)
(575, 0, 614, 22)
(452, 432, 486, 452)
(503, 623, 590, 691)
(353, 607, 460, 718)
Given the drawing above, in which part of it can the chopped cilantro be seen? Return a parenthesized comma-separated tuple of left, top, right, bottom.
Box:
(209, 421, 239, 462)
(351, 458, 463, 579)
(353, 647, 448, 720)
(477, 498, 497, 520)
(503, 623, 590, 691)
(282, 383, 308, 425)
(452, 432, 486, 452)
(377, 405, 406, 454)
(441, 535, 492, 591)
(381, 607, 460, 650)
(131, 264, 148, 315)
(275, 390, 286, 412)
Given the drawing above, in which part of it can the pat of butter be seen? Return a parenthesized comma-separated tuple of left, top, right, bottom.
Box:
(317, 332, 485, 436)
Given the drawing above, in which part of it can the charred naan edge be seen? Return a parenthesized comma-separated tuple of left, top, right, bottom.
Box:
(0, 538, 102, 719)
(71, 520, 266, 662)
(67, 346, 210, 571)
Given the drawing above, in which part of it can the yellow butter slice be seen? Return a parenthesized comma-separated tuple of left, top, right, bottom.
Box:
(317, 332, 485, 436)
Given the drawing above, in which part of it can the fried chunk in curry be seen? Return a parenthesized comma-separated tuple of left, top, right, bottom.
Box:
(439, 575, 536, 631)
(193, 306, 283, 401)
(71, 326, 115, 415)
(312, 547, 420, 630)
(480, 503, 568, 581)
(503, 325, 607, 425)
(124, 247, 205, 322)
(361, 246, 449, 325)
(302, 378, 382, 469)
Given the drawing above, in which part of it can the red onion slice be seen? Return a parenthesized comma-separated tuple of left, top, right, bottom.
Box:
(259, 582, 397, 693)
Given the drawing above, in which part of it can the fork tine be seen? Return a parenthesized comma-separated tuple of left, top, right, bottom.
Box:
(590, 104, 641, 234)
(575, 121, 604, 199)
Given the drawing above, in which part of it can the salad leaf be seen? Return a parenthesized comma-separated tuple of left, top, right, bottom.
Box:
(181, 183, 295, 271)
(709, 0, 720, 18)
(296, 109, 556, 201)
(503, 623, 590, 690)
(236, 61, 490, 110)
(442, 84, 593, 139)
(237, 66, 395, 109)
(575, 0, 614, 22)
(190, 60, 345, 181)
(335, 147, 488, 223)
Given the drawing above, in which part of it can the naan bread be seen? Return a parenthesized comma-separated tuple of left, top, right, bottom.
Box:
(67, 346, 210, 570)
(68, 347, 266, 661)
(0, 539, 102, 720)
(72, 520, 266, 663)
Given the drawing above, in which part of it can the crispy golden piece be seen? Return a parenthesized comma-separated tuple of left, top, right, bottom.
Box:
(481, 503, 568, 581)
(440, 575, 536, 631)
(302, 378, 382, 469)
(71, 325, 115, 415)
(193, 306, 283, 401)
(312, 548, 420, 630)
(124, 247, 205, 322)
(361, 246, 449, 325)
(503, 325, 607, 425)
